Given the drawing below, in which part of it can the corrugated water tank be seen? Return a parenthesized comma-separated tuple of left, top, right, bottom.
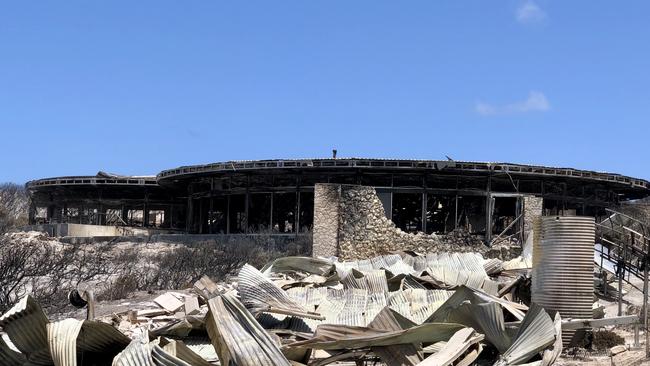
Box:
(532, 216, 595, 345)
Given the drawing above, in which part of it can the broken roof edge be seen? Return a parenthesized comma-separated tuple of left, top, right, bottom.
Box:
(156, 157, 650, 191)
(25, 173, 159, 190)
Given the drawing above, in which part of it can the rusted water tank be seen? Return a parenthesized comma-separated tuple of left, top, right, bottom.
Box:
(532, 216, 595, 345)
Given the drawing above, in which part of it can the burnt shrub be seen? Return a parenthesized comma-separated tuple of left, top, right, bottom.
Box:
(591, 330, 625, 350)
(96, 273, 141, 301)
(0, 234, 114, 313)
(146, 232, 311, 290)
(149, 238, 271, 290)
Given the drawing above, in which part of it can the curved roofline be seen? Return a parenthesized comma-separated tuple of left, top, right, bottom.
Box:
(157, 158, 650, 191)
(26, 174, 158, 190)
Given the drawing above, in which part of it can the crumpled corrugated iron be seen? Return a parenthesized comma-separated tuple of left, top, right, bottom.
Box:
(367, 307, 423, 366)
(417, 327, 484, 366)
(238, 264, 324, 320)
(0, 249, 571, 366)
(47, 318, 130, 366)
(0, 295, 131, 366)
(158, 338, 213, 366)
(0, 295, 51, 365)
(495, 304, 556, 366)
(284, 321, 465, 351)
(205, 292, 292, 366)
(262, 256, 336, 277)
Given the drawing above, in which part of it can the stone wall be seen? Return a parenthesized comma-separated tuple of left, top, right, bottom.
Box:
(523, 196, 544, 239)
(312, 184, 341, 258)
(313, 183, 488, 260)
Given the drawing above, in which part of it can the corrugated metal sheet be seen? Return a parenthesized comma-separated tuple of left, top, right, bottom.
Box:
(465, 302, 511, 353)
(47, 318, 131, 366)
(76, 320, 131, 354)
(159, 338, 214, 366)
(417, 328, 484, 366)
(531, 216, 595, 345)
(496, 303, 556, 366)
(341, 270, 389, 294)
(400, 275, 427, 290)
(484, 258, 504, 275)
(481, 279, 500, 296)
(422, 341, 447, 354)
(285, 287, 327, 310)
(0, 295, 50, 365)
(541, 312, 563, 366)
(367, 307, 422, 366)
(286, 322, 465, 350)
(261, 256, 335, 277)
(112, 339, 155, 366)
(0, 335, 25, 365)
(205, 293, 292, 366)
(364, 293, 388, 325)
(335, 252, 491, 289)
(178, 337, 218, 364)
(427, 286, 527, 324)
(238, 264, 322, 319)
(47, 319, 83, 366)
(150, 344, 191, 366)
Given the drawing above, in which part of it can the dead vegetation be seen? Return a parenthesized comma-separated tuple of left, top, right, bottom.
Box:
(0, 231, 311, 310)
(0, 232, 114, 313)
(0, 182, 29, 234)
(591, 330, 626, 351)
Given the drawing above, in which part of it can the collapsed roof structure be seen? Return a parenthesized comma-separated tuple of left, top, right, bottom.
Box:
(0, 251, 568, 366)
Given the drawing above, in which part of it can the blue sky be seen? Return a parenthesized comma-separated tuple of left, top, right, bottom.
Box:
(1, 1, 649, 183)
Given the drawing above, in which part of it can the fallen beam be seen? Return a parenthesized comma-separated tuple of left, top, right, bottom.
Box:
(561, 315, 639, 330)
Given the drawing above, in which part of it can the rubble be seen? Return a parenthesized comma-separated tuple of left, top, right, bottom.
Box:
(0, 250, 576, 366)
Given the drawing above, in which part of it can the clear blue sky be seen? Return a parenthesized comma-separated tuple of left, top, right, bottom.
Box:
(1, 1, 648, 183)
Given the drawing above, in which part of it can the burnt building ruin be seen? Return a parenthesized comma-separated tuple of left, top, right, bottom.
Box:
(26, 158, 650, 241)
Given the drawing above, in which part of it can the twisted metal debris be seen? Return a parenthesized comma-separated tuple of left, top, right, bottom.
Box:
(0, 251, 567, 365)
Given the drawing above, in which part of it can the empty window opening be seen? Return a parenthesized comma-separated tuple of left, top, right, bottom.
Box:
(392, 193, 422, 233)
(105, 209, 124, 225)
(229, 194, 246, 233)
(455, 196, 486, 234)
(298, 192, 314, 232)
(208, 197, 228, 234)
(126, 210, 144, 226)
(248, 193, 271, 232)
(273, 193, 296, 233)
(148, 210, 165, 227)
(492, 197, 518, 236)
(426, 195, 456, 234)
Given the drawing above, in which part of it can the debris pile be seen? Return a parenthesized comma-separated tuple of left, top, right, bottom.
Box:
(0, 251, 566, 365)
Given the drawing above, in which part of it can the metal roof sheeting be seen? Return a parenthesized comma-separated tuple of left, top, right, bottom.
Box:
(0, 295, 50, 365)
(206, 293, 292, 366)
(111, 339, 155, 366)
(0, 335, 26, 365)
(159, 338, 213, 366)
(47, 318, 131, 366)
(238, 264, 322, 320)
(541, 312, 563, 366)
(496, 303, 556, 366)
(261, 256, 335, 277)
(150, 344, 191, 366)
(367, 307, 423, 366)
(286, 321, 466, 351)
(417, 327, 484, 366)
